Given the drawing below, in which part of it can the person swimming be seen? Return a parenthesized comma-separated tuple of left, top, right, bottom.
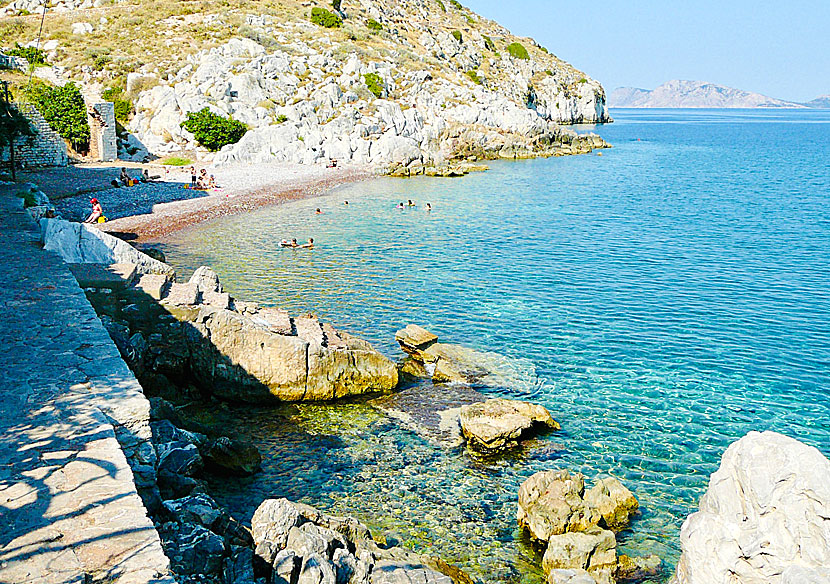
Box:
(407, 199, 415, 207)
(315, 208, 322, 214)
(426, 202, 432, 211)
(344, 201, 349, 205)
(396, 202, 405, 209)
(300, 238, 314, 249)
(279, 238, 299, 248)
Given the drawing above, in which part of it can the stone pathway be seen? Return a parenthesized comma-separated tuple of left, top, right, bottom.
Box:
(0, 185, 174, 584)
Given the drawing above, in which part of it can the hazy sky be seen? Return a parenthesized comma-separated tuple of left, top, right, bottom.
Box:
(462, 0, 830, 102)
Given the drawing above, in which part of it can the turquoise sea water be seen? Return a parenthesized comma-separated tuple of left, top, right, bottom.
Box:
(160, 109, 830, 582)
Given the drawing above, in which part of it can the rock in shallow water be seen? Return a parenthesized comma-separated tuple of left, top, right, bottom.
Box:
(672, 431, 830, 584)
(459, 398, 560, 451)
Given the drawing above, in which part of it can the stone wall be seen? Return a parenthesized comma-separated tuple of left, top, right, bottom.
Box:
(0, 102, 69, 168)
(88, 101, 118, 161)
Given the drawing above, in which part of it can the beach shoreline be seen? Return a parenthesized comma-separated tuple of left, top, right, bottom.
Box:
(45, 162, 376, 244)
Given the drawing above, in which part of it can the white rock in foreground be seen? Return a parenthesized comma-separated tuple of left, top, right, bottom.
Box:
(673, 431, 830, 584)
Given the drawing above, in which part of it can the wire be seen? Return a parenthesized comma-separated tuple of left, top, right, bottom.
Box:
(27, 0, 48, 90)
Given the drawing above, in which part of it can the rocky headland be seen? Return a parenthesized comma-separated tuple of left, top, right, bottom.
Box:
(2, 0, 610, 175)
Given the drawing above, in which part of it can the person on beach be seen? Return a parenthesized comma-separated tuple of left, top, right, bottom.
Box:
(84, 198, 103, 223)
(189, 166, 197, 188)
(119, 167, 131, 186)
(300, 238, 314, 249)
(208, 175, 217, 189)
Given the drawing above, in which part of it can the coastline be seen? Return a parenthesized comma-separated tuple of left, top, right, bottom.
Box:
(49, 162, 376, 244)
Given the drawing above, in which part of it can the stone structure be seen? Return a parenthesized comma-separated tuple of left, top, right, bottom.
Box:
(1, 102, 68, 168)
(87, 100, 118, 161)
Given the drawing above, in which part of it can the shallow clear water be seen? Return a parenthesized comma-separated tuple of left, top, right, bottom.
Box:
(160, 109, 830, 583)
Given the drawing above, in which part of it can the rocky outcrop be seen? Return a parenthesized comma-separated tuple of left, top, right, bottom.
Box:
(88, 265, 398, 402)
(40, 217, 174, 276)
(517, 471, 658, 584)
(395, 325, 538, 387)
(609, 80, 805, 109)
(672, 431, 830, 584)
(458, 398, 560, 451)
(251, 498, 460, 584)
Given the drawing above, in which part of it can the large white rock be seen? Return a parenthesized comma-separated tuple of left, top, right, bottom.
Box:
(673, 431, 830, 584)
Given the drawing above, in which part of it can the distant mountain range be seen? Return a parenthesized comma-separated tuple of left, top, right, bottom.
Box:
(609, 80, 828, 109)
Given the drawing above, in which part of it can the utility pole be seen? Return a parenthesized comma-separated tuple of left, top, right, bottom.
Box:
(1, 81, 16, 181)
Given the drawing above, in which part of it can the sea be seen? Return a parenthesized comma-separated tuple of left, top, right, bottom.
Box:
(158, 109, 830, 583)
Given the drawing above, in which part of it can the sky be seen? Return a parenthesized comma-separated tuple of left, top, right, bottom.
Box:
(462, 0, 830, 102)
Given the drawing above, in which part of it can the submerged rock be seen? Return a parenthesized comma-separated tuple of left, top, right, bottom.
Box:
(672, 431, 830, 584)
(459, 398, 560, 451)
(202, 436, 262, 476)
(251, 498, 459, 584)
(542, 528, 616, 581)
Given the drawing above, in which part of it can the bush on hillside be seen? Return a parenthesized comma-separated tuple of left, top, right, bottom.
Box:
(366, 18, 382, 32)
(436, 0, 446, 11)
(506, 42, 529, 60)
(101, 87, 133, 124)
(275, 114, 288, 123)
(181, 107, 247, 152)
(452, 30, 462, 43)
(363, 73, 384, 98)
(310, 7, 342, 28)
(5, 43, 46, 66)
(465, 69, 482, 85)
(482, 35, 495, 52)
(24, 81, 90, 151)
(449, 0, 462, 8)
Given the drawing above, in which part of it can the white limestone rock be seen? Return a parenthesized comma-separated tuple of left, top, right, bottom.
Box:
(672, 431, 830, 584)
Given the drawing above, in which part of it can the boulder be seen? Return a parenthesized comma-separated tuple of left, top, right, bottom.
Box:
(223, 546, 257, 584)
(583, 477, 638, 532)
(251, 499, 306, 564)
(614, 554, 661, 581)
(672, 431, 830, 584)
(202, 436, 262, 476)
(546, 569, 597, 584)
(518, 470, 599, 541)
(458, 398, 560, 451)
(189, 265, 223, 293)
(395, 324, 438, 356)
(541, 528, 616, 574)
(159, 521, 227, 576)
(163, 493, 252, 547)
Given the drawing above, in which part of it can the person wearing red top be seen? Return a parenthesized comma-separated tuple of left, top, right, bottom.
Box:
(84, 198, 103, 223)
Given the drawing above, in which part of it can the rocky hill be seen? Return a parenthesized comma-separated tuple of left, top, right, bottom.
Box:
(1, 0, 610, 170)
(805, 95, 830, 108)
(609, 80, 804, 109)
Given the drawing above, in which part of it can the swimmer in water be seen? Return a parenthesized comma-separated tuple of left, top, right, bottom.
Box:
(301, 238, 314, 249)
(344, 201, 349, 205)
(396, 202, 405, 209)
(315, 208, 322, 214)
(407, 199, 415, 207)
(426, 202, 432, 211)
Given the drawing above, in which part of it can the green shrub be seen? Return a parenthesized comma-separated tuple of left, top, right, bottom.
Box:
(161, 156, 192, 166)
(465, 70, 482, 85)
(5, 43, 46, 65)
(578, 77, 588, 83)
(310, 7, 342, 28)
(102, 87, 133, 123)
(181, 107, 247, 152)
(449, 0, 462, 8)
(436, 0, 446, 11)
(540, 46, 549, 54)
(275, 114, 288, 123)
(24, 81, 90, 151)
(506, 42, 529, 60)
(452, 30, 462, 43)
(363, 72, 384, 98)
(0, 102, 34, 148)
(366, 18, 382, 32)
(545, 70, 553, 76)
(22, 190, 37, 207)
(482, 35, 495, 52)
(465, 14, 475, 25)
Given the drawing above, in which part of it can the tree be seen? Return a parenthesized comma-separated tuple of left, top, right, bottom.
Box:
(181, 107, 247, 152)
(0, 102, 34, 149)
(24, 81, 89, 151)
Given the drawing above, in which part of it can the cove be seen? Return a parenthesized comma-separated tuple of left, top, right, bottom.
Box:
(158, 109, 830, 582)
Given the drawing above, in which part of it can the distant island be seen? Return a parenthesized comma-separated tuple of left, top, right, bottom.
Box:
(609, 80, 828, 109)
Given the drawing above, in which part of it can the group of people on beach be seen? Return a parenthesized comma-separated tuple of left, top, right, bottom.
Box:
(189, 166, 217, 190)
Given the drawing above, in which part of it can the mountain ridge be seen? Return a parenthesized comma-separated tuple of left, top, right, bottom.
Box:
(608, 80, 821, 109)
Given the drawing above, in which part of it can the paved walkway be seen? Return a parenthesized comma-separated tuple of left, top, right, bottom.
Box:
(0, 185, 174, 584)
